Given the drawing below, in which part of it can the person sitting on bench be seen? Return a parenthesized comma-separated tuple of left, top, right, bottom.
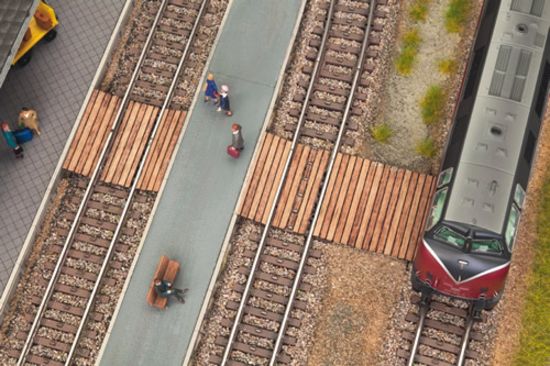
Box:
(154, 279, 187, 303)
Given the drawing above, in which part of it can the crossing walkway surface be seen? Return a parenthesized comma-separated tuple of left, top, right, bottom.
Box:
(98, 0, 304, 365)
(0, 0, 126, 292)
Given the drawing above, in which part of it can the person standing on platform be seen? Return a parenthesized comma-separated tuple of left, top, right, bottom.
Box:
(203, 73, 219, 104)
(231, 123, 244, 151)
(217, 85, 233, 116)
(18, 107, 40, 135)
(1, 122, 24, 158)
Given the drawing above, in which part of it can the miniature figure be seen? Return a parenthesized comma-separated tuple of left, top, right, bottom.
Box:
(203, 73, 218, 103)
(154, 279, 187, 304)
(231, 123, 244, 151)
(217, 85, 233, 116)
(18, 107, 40, 135)
(1, 122, 24, 158)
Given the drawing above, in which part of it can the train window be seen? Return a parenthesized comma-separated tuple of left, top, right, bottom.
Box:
(437, 168, 453, 188)
(471, 239, 503, 254)
(535, 62, 550, 117)
(514, 184, 526, 209)
(464, 46, 485, 99)
(434, 225, 466, 249)
(505, 205, 520, 250)
(426, 188, 448, 230)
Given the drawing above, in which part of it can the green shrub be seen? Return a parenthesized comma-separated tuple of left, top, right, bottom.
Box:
(445, 0, 472, 33)
(416, 137, 436, 158)
(420, 85, 446, 125)
(396, 29, 421, 75)
(410, 0, 430, 22)
(438, 58, 457, 75)
(513, 176, 550, 365)
(371, 123, 393, 143)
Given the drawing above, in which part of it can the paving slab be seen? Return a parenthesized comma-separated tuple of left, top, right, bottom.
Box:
(98, 1, 303, 365)
(0, 0, 126, 292)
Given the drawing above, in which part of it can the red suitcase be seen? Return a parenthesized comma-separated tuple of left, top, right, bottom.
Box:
(227, 145, 240, 159)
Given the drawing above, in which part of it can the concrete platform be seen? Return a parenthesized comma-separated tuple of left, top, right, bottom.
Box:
(98, 1, 304, 365)
(0, 0, 126, 292)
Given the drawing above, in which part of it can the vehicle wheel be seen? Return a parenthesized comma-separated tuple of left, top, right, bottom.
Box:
(44, 29, 57, 42)
(16, 51, 32, 67)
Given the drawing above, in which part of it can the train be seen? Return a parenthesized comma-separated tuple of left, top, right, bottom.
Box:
(412, 0, 550, 311)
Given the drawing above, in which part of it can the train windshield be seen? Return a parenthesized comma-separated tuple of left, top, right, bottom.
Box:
(471, 238, 503, 254)
(434, 225, 466, 249)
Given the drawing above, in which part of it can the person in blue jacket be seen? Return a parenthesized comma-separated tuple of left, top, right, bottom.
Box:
(203, 73, 218, 103)
(1, 122, 23, 158)
(154, 279, 187, 303)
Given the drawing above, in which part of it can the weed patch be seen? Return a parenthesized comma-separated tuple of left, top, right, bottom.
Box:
(371, 123, 393, 143)
(420, 85, 446, 125)
(513, 176, 550, 365)
(409, 0, 431, 22)
(445, 0, 472, 33)
(416, 137, 436, 158)
(396, 29, 421, 75)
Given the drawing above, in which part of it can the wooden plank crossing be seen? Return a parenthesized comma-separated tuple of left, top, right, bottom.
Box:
(238, 133, 436, 261)
(63, 90, 186, 191)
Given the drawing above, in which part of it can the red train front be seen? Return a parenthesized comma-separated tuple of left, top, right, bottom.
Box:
(411, 0, 550, 311)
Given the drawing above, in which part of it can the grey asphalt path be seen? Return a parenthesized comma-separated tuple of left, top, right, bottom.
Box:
(0, 0, 125, 293)
(98, 1, 304, 365)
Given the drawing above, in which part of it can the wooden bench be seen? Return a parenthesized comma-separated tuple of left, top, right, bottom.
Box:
(146, 255, 180, 310)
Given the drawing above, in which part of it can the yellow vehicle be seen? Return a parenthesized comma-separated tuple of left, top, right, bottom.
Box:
(13, 0, 59, 67)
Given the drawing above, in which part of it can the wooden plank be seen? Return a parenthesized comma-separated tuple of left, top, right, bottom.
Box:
(152, 110, 186, 192)
(287, 151, 317, 231)
(114, 103, 150, 185)
(73, 91, 107, 173)
(138, 109, 173, 190)
(326, 155, 356, 241)
(78, 93, 114, 176)
(349, 161, 379, 247)
(294, 149, 323, 233)
(255, 137, 286, 223)
(83, 95, 120, 177)
(378, 169, 405, 254)
(395, 171, 419, 258)
(299, 150, 329, 233)
(241, 133, 273, 218)
(237, 133, 269, 215)
(333, 157, 363, 243)
(407, 176, 436, 260)
(262, 139, 291, 224)
(102, 102, 138, 182)
(249, 136, 281, 222)
(280, 145, 311, 229)
(64, 90, 99, 170)
(368, 166, 397, 252)
(273, 143, 303, 227)
(355, 163, 386, 249)
(341, 159, 370, 245)
(313, 153, 342, 236)
(400, 174, 426, 259)
(121, 104, 158, 186)
(386, 170, 412, 256)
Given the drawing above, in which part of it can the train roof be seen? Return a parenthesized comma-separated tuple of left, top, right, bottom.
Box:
(0, 0, 39, 89)
(444, 0, 550, 234)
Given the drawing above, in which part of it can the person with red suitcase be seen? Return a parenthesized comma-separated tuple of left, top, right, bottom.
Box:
(227, 123, 244, 159)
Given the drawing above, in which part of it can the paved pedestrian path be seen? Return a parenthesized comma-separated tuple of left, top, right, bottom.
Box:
(0, 0, 126, 292)
(98, 1, 303, 365)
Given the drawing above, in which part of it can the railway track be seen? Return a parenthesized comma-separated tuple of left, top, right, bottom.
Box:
(209, 0, 388, 364)
(284, 0, 387, 147)
(6, 0, 212, 364)
(398, 294, 483, 366)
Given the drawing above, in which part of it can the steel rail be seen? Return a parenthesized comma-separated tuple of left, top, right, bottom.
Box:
(407, 303, 428, 366)
(456, 306, 475, 366)
(269, 1, 377, 364)
(15, 0, 196, 363)
(64, 1, 210, 364)
(219, 1, 337, 364)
